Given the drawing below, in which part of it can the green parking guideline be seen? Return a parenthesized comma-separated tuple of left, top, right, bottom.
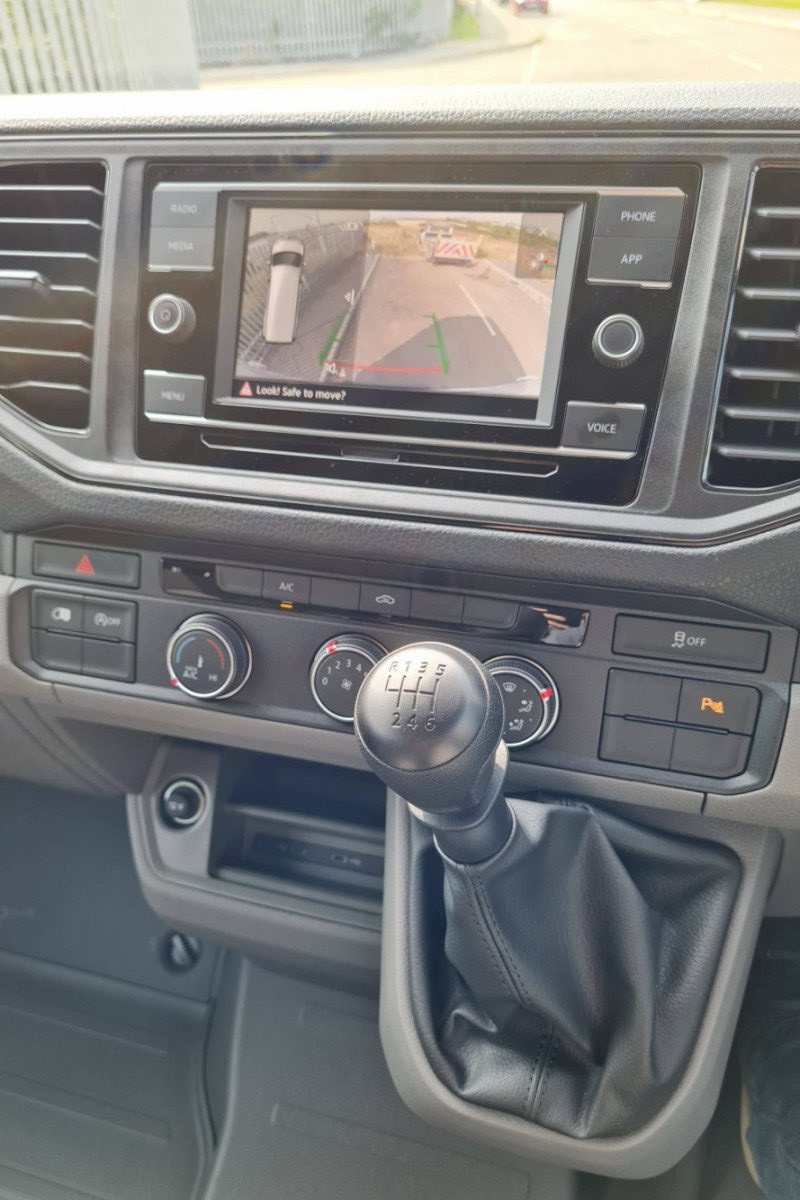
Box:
(427, 313, 449, 375)
(318, 309, 348, 367)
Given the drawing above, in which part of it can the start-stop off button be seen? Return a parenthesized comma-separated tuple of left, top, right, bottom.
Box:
(561, 401, 646, 454)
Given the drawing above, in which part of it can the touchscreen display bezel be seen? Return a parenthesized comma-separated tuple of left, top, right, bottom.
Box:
(212, 188, 583, 431)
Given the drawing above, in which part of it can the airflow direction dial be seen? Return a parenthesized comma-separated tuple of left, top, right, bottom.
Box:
(484, 656, 560, 747)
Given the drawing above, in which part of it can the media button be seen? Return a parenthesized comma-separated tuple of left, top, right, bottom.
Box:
(148, 226, 216, 271)
(562, 402, 645, 454)
(594, 194, 685, 241)
(359, 584, 411, 618)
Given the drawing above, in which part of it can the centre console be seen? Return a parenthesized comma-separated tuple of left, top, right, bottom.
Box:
(9, 533, 793, 798)
(136, 160, 699, 506)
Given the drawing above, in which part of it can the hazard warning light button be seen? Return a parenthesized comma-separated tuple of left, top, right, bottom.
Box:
(33, 542, 141, 589)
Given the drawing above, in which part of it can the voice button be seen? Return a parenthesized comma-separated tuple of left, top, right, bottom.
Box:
(561, 402, 646, 454)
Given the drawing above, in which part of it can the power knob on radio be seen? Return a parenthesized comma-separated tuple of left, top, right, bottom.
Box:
(148, 293, 196, 343)
(167, 614, 252, 700)
(592, 313, 644, 369)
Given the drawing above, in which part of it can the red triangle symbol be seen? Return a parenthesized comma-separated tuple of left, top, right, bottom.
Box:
(238, 381, 253, 397)
(75, 553, 95, 576)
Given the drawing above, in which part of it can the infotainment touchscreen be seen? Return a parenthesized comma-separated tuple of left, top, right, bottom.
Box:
(231, 207, 565, 405)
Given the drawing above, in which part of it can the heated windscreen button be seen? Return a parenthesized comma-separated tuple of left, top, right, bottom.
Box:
(562, 402, 645, 453)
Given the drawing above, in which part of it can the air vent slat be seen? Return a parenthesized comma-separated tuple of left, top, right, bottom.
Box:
(720, 405, 800, 422)
(710, 167, 800, 489)
(746, 247, 800, 262)
(733, 326, 798, 343)
(737, 286, 800, 301)
(753, 206, 800, 220)
(0, 163, 105, 430)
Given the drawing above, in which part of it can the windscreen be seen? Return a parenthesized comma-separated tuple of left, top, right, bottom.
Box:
(233, 207, 564, 402)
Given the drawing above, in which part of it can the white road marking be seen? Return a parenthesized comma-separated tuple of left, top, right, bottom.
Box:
(458, 283, 496, 337)
(727, 53, 764, 71)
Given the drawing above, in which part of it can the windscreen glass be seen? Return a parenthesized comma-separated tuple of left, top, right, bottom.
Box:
(233, 207, 564, 402)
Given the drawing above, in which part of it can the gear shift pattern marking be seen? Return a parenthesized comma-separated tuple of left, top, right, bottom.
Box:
(385, 656, 446, 731)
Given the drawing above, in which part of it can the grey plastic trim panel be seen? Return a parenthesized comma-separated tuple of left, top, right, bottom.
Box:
(705, 687, 800, 826)
(128, 741, 381, 987)
(381, 794, 780, 1178)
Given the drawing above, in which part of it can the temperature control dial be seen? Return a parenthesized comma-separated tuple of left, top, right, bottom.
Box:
(167, 614, 252, 700)
(484, 656, 560, 747)
(310, 635, 386, 723)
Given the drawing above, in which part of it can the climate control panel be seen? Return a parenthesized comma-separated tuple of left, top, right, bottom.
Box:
(10, 536, 795, 797)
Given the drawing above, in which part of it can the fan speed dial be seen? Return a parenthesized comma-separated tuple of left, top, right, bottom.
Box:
(310, 635, 386, 723)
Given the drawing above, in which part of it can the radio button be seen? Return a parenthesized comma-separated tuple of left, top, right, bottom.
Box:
(144, 370, 205, 418)
(562, 402, 645, 454)
(588, 236, 677, 284)
(595, 194, 685, 241)
(151, 186, 218, 230)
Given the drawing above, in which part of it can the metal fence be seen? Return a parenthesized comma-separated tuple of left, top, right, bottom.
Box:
(190, 0, 451, 68)
(0, 0, 198, 93)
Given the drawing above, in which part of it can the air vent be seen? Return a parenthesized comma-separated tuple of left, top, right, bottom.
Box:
(0, 162, 106, 432)
(709, 166, 800, 488)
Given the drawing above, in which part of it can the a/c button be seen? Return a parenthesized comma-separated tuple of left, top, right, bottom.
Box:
(562, 402, 645, 453)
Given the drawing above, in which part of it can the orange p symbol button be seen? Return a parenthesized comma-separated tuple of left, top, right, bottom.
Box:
(700, 696, 725, 716)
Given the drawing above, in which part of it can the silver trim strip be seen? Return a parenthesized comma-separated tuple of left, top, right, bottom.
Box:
(145, 410, 637, 460)
(155, 181, 686, 198)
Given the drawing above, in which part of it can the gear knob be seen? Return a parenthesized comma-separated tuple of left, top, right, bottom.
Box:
(354, 643, 512, 862)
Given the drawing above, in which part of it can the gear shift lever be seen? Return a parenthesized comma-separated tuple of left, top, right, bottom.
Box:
(354, 642, 512, 863)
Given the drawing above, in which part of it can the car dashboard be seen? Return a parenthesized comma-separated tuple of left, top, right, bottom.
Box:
(0, 82, 799, 1191)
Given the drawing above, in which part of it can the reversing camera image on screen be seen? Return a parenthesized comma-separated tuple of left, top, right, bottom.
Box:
(233, 207, 563, 401)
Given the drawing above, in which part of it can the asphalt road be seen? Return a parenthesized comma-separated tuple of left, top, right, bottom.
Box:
(213, 0, 800, 89)
(335, 255, 552, 395)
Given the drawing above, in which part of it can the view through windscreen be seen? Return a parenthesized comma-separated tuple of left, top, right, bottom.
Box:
(233, 208, 563, 401)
